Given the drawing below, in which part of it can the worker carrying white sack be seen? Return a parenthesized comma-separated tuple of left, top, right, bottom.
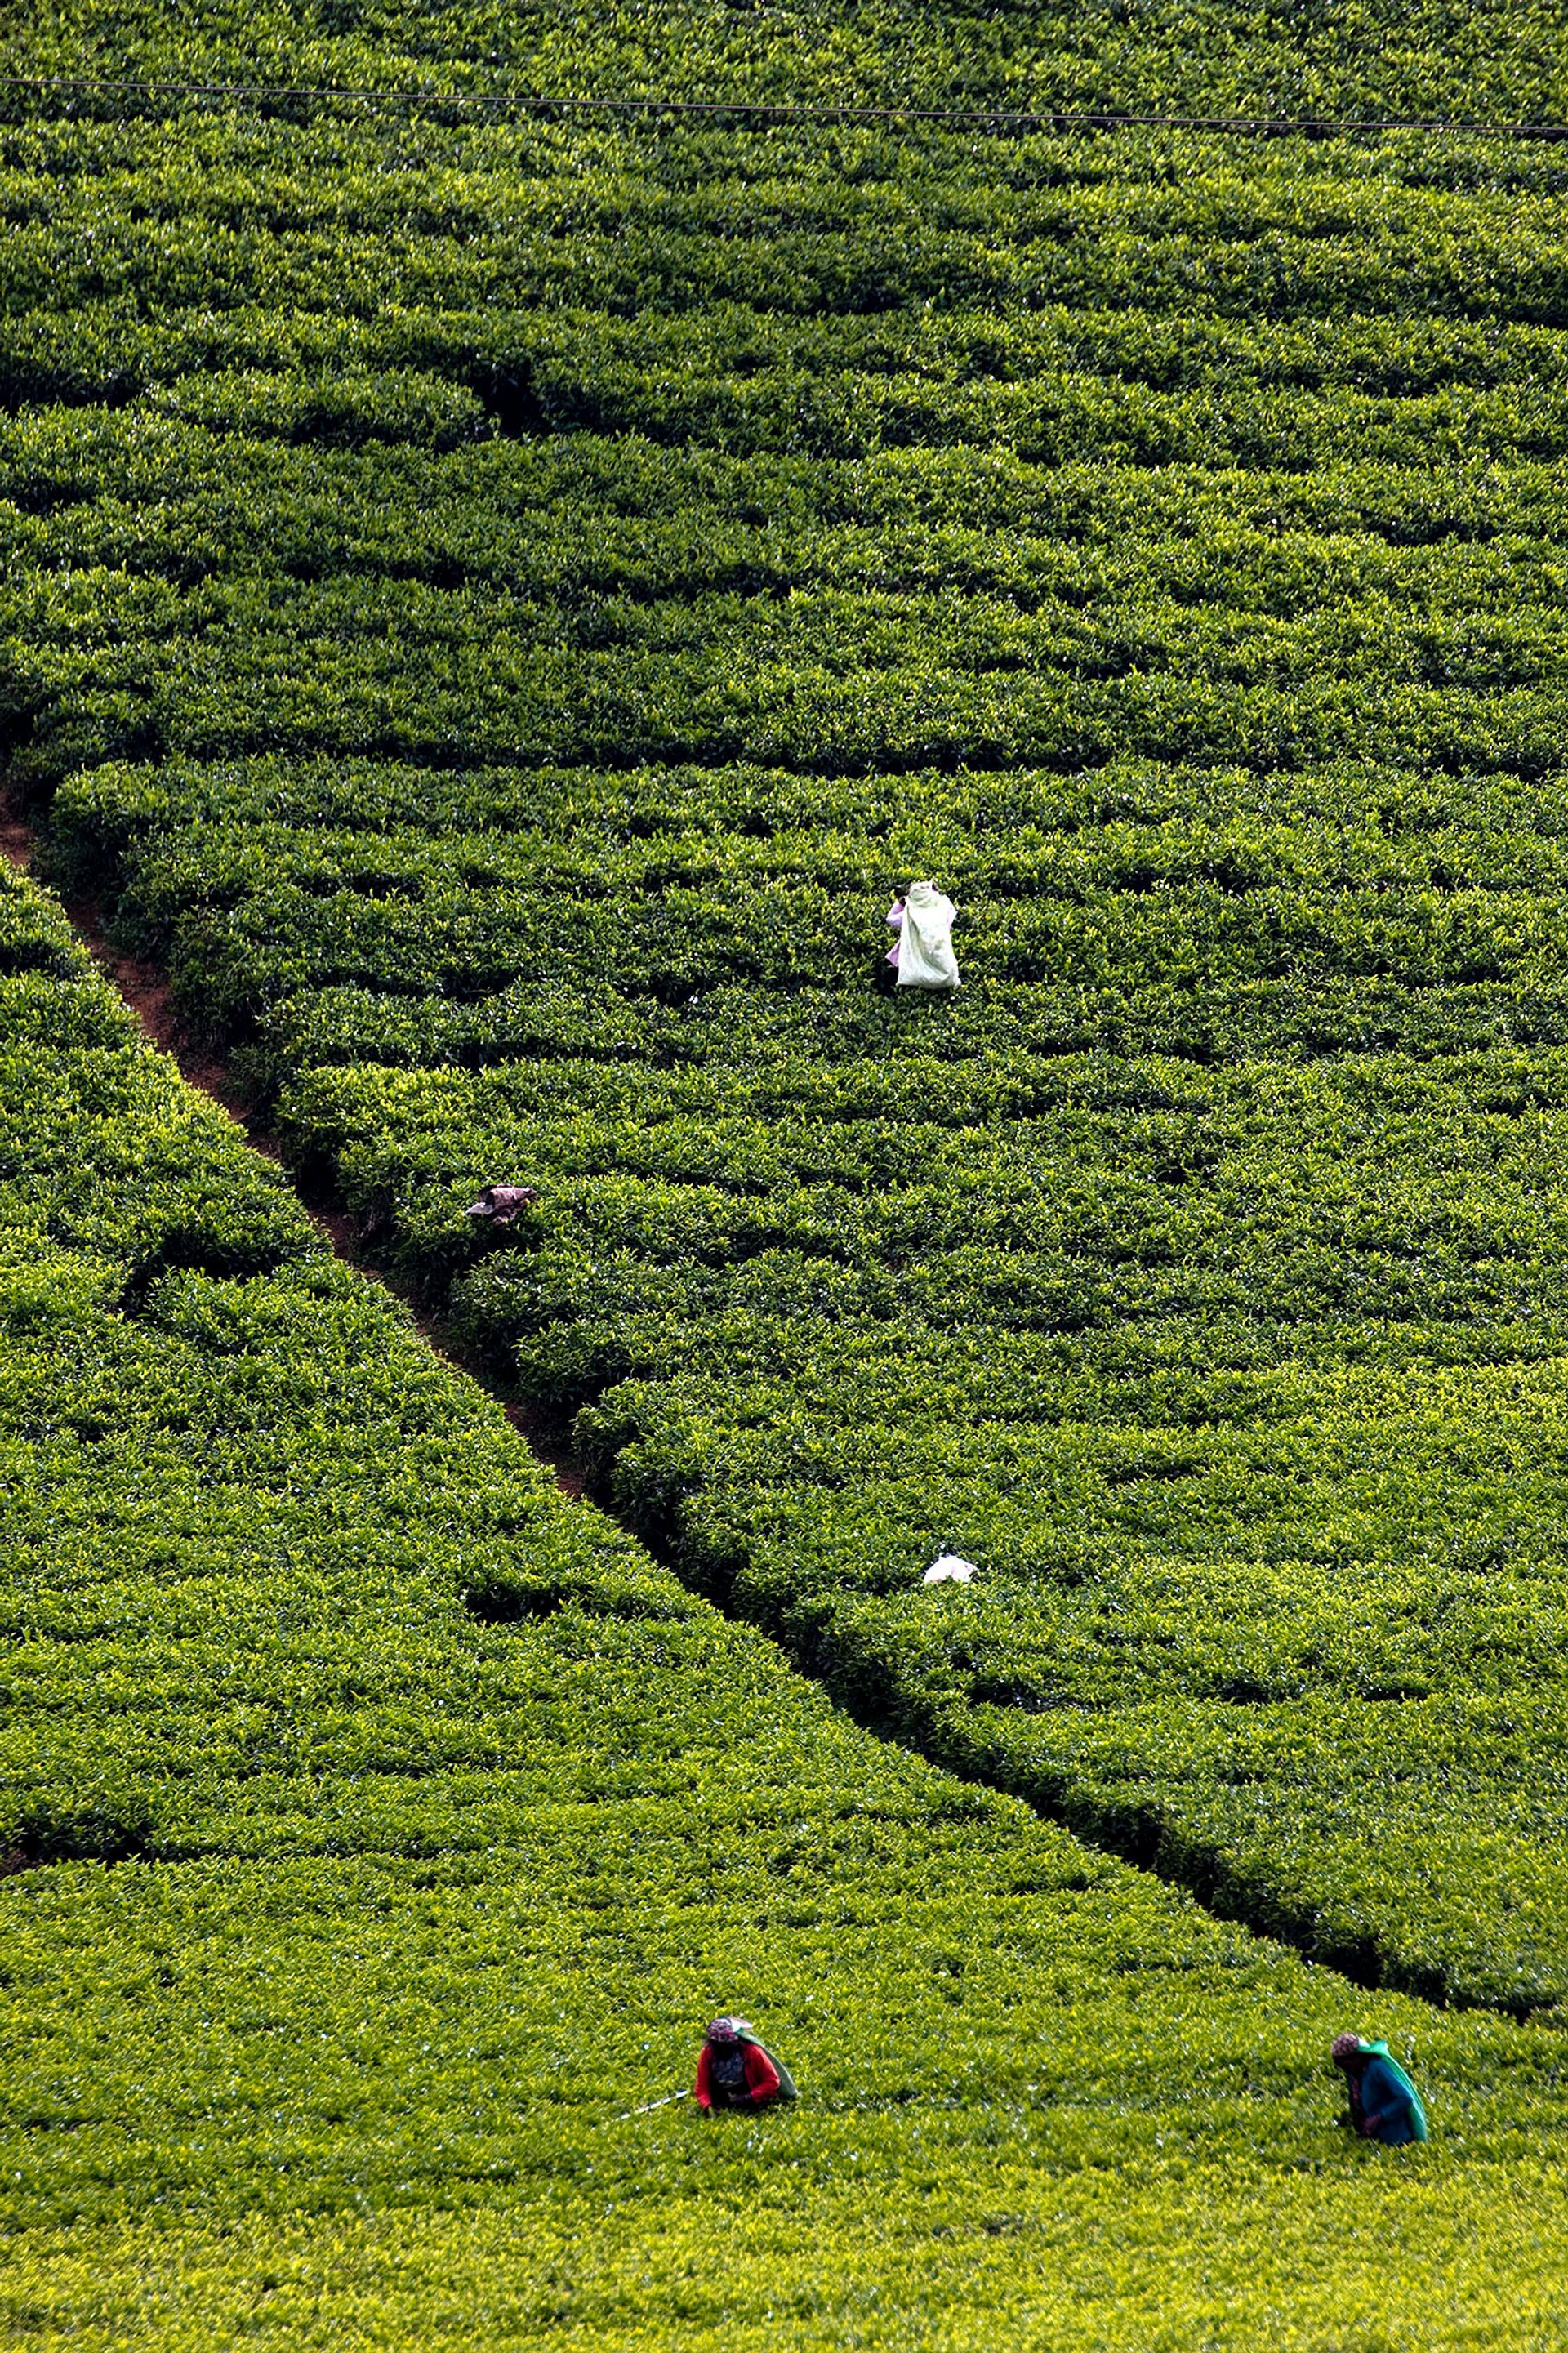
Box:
(885, 880, 960, 989)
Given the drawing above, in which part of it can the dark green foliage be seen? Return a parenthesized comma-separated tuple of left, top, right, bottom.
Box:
(12, 8, 1568, 2332)
(15, 858, 1556, 2351)
(13, 68, 1568, 2009)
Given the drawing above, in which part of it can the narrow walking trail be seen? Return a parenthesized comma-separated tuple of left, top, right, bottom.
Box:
(2, 800, 585, 1496)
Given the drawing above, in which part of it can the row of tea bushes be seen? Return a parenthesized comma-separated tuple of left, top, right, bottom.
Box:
(9, 0, 1568, 118)
(15, 853, 1532, 2342)
(14, 1, 1568, 2334)
(242, 1036, 1568, 2009)
(12, 28, 1568, 2337)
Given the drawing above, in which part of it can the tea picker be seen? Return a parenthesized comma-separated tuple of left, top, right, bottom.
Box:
(1330, 2034, 1429, 2146)
(606, 2017, 799, 2124)
(464, 1183, 540, 1227)
(923, 1553, 980, 1586)
(884, 880, 960, 990)
(693, 2017, 798, 2114)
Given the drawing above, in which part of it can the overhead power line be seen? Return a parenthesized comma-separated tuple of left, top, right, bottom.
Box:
(1, 73, 1567, 141)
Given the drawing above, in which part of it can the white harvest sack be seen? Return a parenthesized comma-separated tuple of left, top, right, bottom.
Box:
(923, 1554, 981, 1585)
(895, 880, 959, 989)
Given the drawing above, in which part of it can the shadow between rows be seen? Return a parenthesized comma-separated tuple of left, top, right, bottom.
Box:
(0, 1807, 154, 1877)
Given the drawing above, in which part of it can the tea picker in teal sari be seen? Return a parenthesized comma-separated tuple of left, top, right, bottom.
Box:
(1331, 2034, 1429, 2146)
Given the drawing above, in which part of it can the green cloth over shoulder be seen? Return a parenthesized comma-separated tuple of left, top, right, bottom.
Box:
(1360, 2042, 1428, 2143)
(740, 2029, 798, 2101)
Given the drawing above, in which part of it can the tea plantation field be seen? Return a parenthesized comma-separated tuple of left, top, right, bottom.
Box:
(11, 852, 1535, 2346)
(7, 0, 1568, 2339)
(11, 817, 1568, 2346)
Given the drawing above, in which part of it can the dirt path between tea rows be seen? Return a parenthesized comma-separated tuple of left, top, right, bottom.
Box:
(1, 804, 585, 1496)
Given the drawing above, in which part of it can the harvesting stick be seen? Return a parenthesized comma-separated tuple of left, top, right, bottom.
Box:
(608, 2088, 691, 2123)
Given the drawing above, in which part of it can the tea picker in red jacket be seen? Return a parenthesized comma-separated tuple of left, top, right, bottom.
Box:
(693, 2017, 797, 2113)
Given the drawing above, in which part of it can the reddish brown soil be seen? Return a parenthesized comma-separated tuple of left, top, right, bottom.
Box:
(3, 794, 584, 1503)
(503, 1403, 587, 1500)
(6, 808, 239, 1105)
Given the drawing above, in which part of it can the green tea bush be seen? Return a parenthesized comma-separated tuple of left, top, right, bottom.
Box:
(16, 78, 1568, 1997)
(13, 6, 1568, 2332)
(12, 858, 1563, 2346)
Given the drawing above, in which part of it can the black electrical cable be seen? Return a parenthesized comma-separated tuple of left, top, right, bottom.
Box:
(1, 72, 1566, 140)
